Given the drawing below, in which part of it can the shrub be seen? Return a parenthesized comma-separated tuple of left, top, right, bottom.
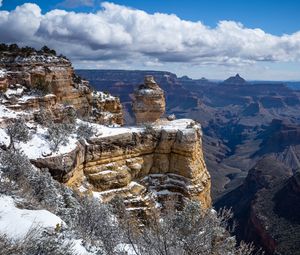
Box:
(143, 123, 156, 135)
(120, 200, 263, 255)
(34, 78, 52, 95)
(34, 108, 52, 126)
(46, 122, 76, 152)
(0, 230, 74, 255)
(76, 123, 95, 140)
(75, 196, 122, 254)
(6, 118, 31, 150)
(62, 106, 77, 125)
(41, 45, 57, 56)
(0, 148, 32, 181)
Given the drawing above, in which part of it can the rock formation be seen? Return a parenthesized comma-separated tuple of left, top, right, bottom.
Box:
(0, 49, 211, 217)
(132, 75, 166, 124)
(0, 54, 123, 125)
(215, 157, 300, 255)
(223, 73, 247, 85)
(32, 119, 211, 214)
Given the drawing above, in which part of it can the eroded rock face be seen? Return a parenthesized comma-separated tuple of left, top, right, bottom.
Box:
(32, 119, 211, 214)
(215, 157, 300, 255)
(0, 56, 123, 125)
(132, 75, 166, 124)
(0, 70, 8, 92)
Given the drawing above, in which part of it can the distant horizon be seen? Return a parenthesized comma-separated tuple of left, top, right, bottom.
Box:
(75, 68, 300, 82)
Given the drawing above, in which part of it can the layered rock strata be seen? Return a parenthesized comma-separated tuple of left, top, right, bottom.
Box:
(0, 55, 123, 125)
(32, 119, 211, 213)
(132, 75, 166, 124)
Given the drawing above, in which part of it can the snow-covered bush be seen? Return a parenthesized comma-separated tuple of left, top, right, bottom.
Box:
(76, 122, 95, 140)
(0, 148, 32, 183)
(119, 200, 262, 255)
(143, 123, 156, 135)
(46, 123, 73, 152)
(75, 196, 123, 254)
(34, 108, 52, 126)
(6, 118, 31, 150)
(46, 123, 68, 151)
(186, 121, 197, 128)
(0, 229, 75, 255)
(62, 106, 77, 125)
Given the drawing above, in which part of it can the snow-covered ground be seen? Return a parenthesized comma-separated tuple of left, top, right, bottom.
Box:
(18, 125, 79, 159)
(0, 118, 197, 160)
(0, 104, 18, 120)
(154, 118, 199, 131)
(0, 69, 6, 78)
(0, 195, 94, 254)
(92, 91, 117, 102)
(0, 195, 64, 239)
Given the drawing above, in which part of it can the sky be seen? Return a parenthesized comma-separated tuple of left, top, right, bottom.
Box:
(0, 0, 300, 80)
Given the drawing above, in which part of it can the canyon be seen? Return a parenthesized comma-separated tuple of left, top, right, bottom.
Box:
(1, 46, 300, 254)
(77, 69, 300, 254)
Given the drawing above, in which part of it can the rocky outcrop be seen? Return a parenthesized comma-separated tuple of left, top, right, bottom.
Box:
(132, 75, 165, 124)
(215, 157, 300, 255)
(0, 49, 211, 218)
(223, 74, 247, 85)
(0, 55, 123, 125)
(32, 119, 211, 213)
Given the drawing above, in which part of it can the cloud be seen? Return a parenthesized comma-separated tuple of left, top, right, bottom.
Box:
(58, 0, 94, 8)
(0, 4, 41, 43)
(0, 1, 2, 8)
(0, 2, 300, 69)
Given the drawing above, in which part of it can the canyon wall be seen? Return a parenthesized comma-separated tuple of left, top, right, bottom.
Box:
(0, 54, 123, 125)
(33, 119, 211, 214)
(1, 52, 211, 215)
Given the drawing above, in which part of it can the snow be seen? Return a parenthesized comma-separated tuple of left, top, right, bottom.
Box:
(0, 195, 64, 239)
(0, 69, 6, 78)
(17, 95, 37, 102)
(0, 128, 9, 147)
(115, 243, 138, 255)
(93, 91, 116, 102)
(4, 87, 24, 98)
(97, 170, 114, 175)
(14, 55, 64, 64)
(138, 88, 156, 95)
(155, 119, 200, 131)
(78, 185, 88, 193)
(72, 239, 94, 255)
(92, 181, 143, 201)
(0, 104, 18, 119)
(77, 119, 142, 138)
(18, 125, 78, 159)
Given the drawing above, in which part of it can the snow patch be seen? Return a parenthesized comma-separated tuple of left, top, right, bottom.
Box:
(0, 195, 64, 239)
(93, 91, 116, 102)
(18, 125, 78, 159)
(0, 69, 6, 78)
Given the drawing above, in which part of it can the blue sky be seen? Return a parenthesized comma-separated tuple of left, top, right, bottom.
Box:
(3, 0, 300, 35)
(0, 0, 300, 80)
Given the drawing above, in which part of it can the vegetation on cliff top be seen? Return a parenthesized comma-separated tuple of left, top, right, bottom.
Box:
(0, 43, 67, 59)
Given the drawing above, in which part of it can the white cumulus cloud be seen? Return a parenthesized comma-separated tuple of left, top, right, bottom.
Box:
(0, 2, 300, 71)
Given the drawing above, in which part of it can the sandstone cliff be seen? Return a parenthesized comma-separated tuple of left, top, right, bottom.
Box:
(0, 54, 123, 125)
(31, 119, 211, 213)
(0, 50, 211, 216)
